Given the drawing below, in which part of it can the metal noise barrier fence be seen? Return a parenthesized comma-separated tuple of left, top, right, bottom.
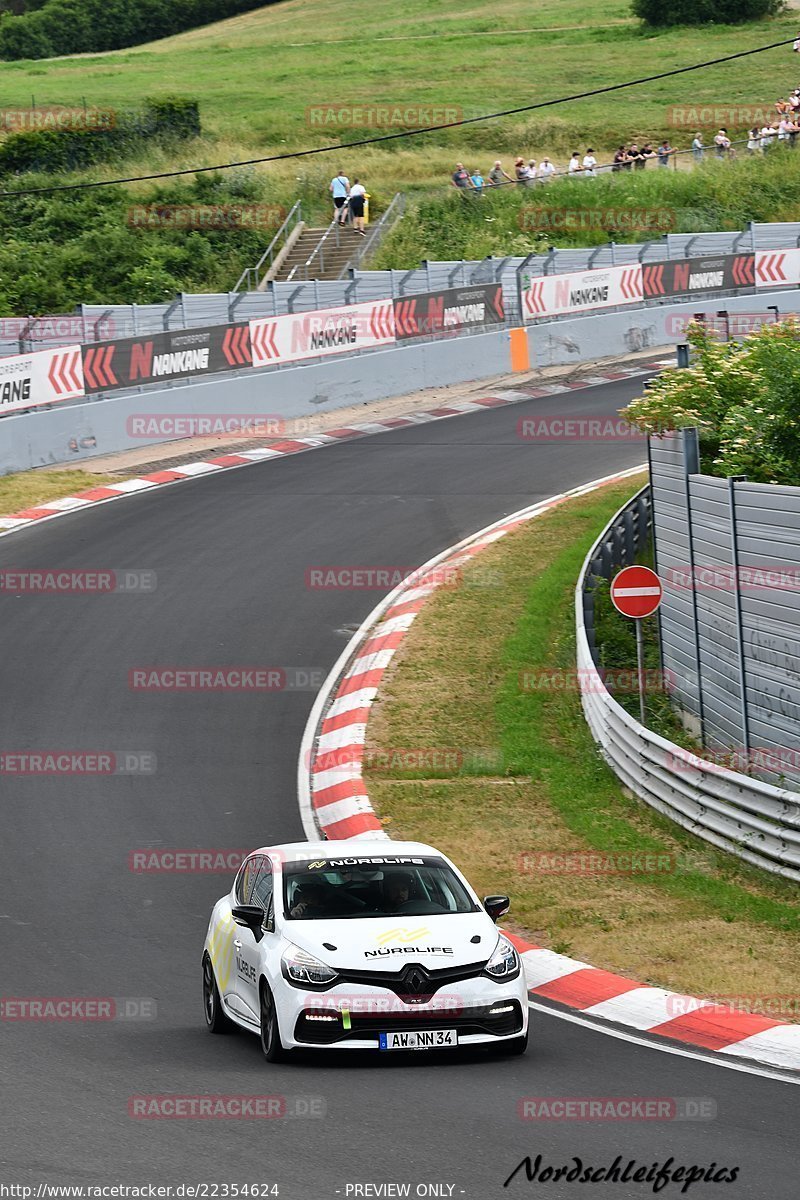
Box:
(576, 486, 800, 883)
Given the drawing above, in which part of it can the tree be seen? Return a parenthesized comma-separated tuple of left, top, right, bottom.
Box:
(632, 0, 783, 26)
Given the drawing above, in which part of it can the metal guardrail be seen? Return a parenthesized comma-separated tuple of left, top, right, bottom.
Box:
(576, 488, 800, 882)
(339, 192, 406, 279)
(233, 200, 303, 292)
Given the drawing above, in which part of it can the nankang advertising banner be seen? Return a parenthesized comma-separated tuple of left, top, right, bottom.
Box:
(249, 300, 395, 368)
(80, 323, 252, 394)
(0, 344, 84, 414)
(393, 284, 505, 340)
(522, 264, 643, 321)
(642, 254, 754, 299)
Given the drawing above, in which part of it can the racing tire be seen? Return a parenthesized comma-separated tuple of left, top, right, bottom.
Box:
(260, 981, 288, 1062)
(203, 955, 232, 1034)
(496, 1029, 528, 1056)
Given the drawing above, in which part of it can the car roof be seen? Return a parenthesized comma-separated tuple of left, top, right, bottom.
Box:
(250, 839, 443, 862)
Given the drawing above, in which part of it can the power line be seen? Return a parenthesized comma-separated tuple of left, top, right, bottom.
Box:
(0, 33, 796, 198)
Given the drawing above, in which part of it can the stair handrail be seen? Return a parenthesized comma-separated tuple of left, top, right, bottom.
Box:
(285, 215, 344, 283)
(233, 200, 303, 292)
(337, 193, 405, 278)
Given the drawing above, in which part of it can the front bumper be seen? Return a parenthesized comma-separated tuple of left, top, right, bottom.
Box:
(275, 974, 529, 1050)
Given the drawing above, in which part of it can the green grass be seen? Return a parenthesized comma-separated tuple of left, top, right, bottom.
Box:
(365, 478, 800, 1003)
(0, 0, 798, 198)
(0, 469, 127, 525)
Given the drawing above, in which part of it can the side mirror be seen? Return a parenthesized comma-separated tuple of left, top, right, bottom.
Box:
(231, 904, 266, 941)
(484, 894, 510, 923)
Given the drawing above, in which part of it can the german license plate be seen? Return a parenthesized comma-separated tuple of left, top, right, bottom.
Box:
(379, 1029, 458, 1050)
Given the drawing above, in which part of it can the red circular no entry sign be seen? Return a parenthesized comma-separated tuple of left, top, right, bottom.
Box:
(610, 565, 663, 619)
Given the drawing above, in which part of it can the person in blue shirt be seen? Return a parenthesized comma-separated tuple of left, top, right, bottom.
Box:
(470, 168, 484, 194)
(329, 171, 350, 225)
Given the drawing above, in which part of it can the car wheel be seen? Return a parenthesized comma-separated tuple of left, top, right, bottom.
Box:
(259, 981, 287, 1062)
(497, 1030, 528, 1056)
(203, 955, 232, 1034)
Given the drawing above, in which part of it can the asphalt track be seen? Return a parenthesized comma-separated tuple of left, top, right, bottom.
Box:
(0, 371, 795, 1199)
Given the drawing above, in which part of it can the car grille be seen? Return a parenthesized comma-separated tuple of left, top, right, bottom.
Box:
(294, 1000, 523, 1045)
(334, 959, 488, 1002)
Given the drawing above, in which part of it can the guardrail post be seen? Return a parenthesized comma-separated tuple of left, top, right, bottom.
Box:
(680, 429, 705, 743)
(728, 475, 751, 759)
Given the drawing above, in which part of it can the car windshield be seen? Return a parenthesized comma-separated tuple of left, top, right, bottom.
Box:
(282, 856, 479, 920)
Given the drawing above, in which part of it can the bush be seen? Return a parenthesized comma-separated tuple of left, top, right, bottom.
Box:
(622, 321, 800, 485)
(632, 0, 783, 26)
(0, 95, 201, 175)
(0, 0, 282, 59)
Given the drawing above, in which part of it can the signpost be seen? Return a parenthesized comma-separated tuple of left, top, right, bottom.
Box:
(609, 565, 663, 723)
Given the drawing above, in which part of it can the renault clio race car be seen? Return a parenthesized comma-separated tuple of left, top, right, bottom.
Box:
(202, 840, 529, 1059)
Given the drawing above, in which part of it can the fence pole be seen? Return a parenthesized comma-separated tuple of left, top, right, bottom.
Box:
(728, 475, 751, 757)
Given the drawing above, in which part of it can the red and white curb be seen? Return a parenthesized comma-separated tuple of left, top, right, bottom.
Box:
(0, 362, 670, 536)
(298, 467, 800, 1074)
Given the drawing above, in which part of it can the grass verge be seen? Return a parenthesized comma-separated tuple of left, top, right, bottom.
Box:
(365, 476, 800, 1010)
(0, 469, 127, 527)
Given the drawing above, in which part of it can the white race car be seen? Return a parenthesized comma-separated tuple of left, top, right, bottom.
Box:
(202, 840, 529, 1059)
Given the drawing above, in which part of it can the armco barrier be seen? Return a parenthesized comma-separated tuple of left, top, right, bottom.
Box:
(576, 489, 800, 882)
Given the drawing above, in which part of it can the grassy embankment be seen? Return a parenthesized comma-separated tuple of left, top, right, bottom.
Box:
(365, 478, 800, 1008)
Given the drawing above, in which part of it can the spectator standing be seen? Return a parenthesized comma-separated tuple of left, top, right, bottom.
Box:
(760, 124, 775, 152)
(470, 167, 485, 195)
(714, 128, 731, 157)
(524, 159, 538, 185)
(329, 170, 350, 225)
(612, 144, 628, 172)
(691, 132, 704, 161)
(568, 152, 583, 175)
(582, 148, 597, 177)
(452, 162, 474, 190)
(656, 139, 674, 168)
(514, 157, 527, 183)
(747, 127, 761, 154)
(538, 156, 556, 182)
(488, 160, 512, 186)
(641, 142, 657, 165)
(628, 143, 646, 169)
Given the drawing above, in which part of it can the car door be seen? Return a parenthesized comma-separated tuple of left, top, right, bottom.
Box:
(234, 855, 272, 1023)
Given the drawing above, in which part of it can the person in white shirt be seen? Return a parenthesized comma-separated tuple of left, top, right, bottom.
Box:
(348, 178, 367, 235)
(538, 157, 556, 181)
(747, 127, 760, 153)
(760, 124, 775, 151)
(778, 117, 793, 143)
(582, 149, 597, 177)
(524, 159, 537, 185)
(568, 152, 583, 175)
(714, 129, 731, 158)
(692, 133, 704, 161)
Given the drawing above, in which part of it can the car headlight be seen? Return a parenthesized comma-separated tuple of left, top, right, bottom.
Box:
(281, 943, 338, 989)
(484, 934, 520, 980)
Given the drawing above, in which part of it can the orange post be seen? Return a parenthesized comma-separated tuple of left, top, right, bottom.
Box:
(509, 327, 530, 372)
